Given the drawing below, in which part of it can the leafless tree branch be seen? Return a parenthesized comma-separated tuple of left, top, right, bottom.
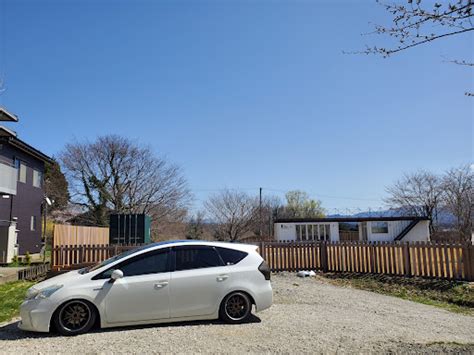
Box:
(204, 189, 259, 241)
(60, 135, 191, 227)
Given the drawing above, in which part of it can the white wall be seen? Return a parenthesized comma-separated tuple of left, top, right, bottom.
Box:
(402, 220, 430, 242)
(274, 223, 297, 241)
(367, 221, 395, 242)
(367, 220, 430, 242)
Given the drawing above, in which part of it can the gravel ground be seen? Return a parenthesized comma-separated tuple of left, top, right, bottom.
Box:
(0, 273, 473, 354)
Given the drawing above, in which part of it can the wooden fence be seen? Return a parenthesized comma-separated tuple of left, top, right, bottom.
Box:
(51, 244, 140, 271)
(339, 231, 360, 242)
(259, 241, 474, 281)
(53, 224, 109, 247)
(17, 263, 51, 281)
(51, 241, 474, 281)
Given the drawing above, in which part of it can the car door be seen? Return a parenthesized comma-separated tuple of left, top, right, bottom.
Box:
(100, 248, 171, 324)
(169, 246, 229, 318)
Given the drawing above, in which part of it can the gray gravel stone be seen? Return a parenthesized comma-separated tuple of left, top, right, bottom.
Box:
(0, 273, 473, 353)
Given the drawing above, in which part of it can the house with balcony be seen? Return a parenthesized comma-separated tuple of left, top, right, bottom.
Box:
(0, 107, 52, 263)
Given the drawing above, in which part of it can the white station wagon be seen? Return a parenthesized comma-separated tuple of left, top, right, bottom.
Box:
(19, 240, 273, 335)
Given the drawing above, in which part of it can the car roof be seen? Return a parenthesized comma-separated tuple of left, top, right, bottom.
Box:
(136, 240, 258, 254)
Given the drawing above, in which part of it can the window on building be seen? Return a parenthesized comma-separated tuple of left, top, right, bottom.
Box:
(33, 170, 42, 188)
(371, 221, 388, 234)
(19, 162, 27, 183)
(324, 224, 331, 240)
(295, 223, 331, 241)
(301, 225, 307, 240)
(30, 216, 37, 231)
(319, 225, 325, 241)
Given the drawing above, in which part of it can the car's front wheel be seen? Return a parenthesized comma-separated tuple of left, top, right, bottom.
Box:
(53, 300, 96, 336)
(219, 291, 252, 324)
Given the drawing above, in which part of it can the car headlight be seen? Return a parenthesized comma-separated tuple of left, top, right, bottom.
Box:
(25, 285, 63, 300)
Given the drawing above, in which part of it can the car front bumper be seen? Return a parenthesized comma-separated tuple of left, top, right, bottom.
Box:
(18, 298, 55, 333)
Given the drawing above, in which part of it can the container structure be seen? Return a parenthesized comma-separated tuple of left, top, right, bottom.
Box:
(109, 214, 151, 245)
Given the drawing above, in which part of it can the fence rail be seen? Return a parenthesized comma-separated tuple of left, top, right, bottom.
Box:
(51, 241, 474, 281)
(17, 263, 51, 281)
(51, 244, 141, 270)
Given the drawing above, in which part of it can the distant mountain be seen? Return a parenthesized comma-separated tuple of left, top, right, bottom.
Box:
(328, 207, 456, 226)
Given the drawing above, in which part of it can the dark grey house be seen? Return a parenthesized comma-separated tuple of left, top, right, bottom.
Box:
(0, 107, 52, 260)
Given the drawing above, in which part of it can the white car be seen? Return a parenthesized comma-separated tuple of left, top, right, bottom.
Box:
(19, 240, 272, 335)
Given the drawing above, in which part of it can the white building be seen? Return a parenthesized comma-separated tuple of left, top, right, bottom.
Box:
(274, 217, 430, 243)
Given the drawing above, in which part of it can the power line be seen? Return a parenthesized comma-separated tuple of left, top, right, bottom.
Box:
(194, 186, 383, 202)
(262, 187, 382, 202)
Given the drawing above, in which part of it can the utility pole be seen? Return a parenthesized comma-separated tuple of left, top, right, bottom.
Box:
(259, 187, 262, 238)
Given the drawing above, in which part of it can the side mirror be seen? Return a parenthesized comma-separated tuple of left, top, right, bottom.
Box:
(110, 269, 124, 283)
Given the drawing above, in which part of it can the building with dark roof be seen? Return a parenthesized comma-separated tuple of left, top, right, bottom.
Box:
(0, 107, 52, 262)
(274, 216, 430, 243)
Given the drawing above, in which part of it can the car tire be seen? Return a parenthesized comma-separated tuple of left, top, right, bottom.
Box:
(53, 300, 97, 336)
(219, 291, 252, 324)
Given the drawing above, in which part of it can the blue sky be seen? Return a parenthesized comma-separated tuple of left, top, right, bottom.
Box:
(0, 0, 472, 214)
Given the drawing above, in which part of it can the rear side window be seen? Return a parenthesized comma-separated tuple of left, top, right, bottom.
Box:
(216, 247, 248, 265)
(174, 246, 224, 271)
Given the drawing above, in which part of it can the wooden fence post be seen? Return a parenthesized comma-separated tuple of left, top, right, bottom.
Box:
(463, 243, 473, 281)
(320, 241, 328, 272)
(79, 245, 84, 264)
(370, 243, 376, 273)
(403, 242, 411, 277)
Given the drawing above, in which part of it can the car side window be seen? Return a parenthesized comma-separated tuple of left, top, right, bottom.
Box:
(174, 246, 224, 271)
(94, 249, 170, 279)
(215, 247, 248, 265)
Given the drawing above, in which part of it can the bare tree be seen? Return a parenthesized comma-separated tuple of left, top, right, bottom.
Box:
(385, 170, 443, 232)
(204, 189, 259, 241)
(441, 164, 473, 242)
(350, 0, 473, 95)
(60, 135, 191, 226)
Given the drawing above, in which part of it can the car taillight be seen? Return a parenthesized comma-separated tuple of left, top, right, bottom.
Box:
(258, 261, 271, 280)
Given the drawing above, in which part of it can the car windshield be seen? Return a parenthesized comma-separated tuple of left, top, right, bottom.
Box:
(79, 246, 146, 274)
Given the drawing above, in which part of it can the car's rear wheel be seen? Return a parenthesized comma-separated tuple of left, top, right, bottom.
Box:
(219, 291, 252, 323)
(53, 300, 96, 336)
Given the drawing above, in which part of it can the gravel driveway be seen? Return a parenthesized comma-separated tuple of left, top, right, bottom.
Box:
(1, 273, 473, 353)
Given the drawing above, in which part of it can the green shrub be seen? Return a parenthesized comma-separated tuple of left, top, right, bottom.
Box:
(10, 255, 19, 267)
(24, 252, 31, 266)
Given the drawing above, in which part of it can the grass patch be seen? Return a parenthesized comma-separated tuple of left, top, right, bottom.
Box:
(0, 281, 36, 323)
(321, 273, 474, 315)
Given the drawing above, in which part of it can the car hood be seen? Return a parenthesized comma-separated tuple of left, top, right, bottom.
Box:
(32, 270, 83, 290)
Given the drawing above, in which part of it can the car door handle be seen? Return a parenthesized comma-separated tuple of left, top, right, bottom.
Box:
(216, 275, 229, 282)
(154, 281, 169, 289)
